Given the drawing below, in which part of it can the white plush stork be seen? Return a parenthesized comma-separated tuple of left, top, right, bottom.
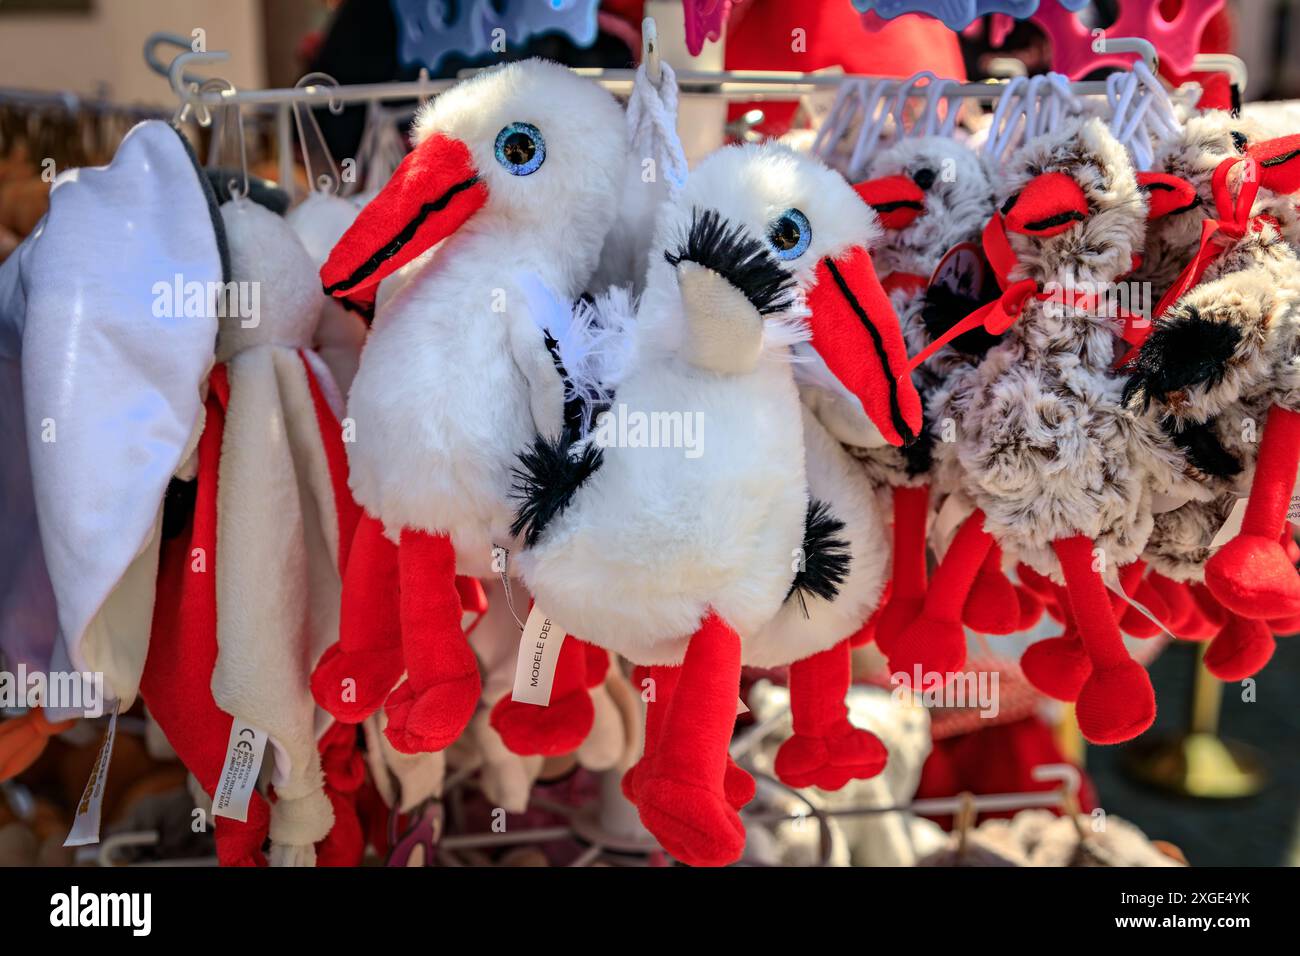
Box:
(310, 60, 628, 754)
(511, 142, 920, 866)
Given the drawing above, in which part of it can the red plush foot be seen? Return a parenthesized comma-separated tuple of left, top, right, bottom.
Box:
(383, 672, 481, 754)
(1204, 616, 1275, 681)
(1268, 611, 1300, 635)
(626, 755, 754, 810)
(1206, 534, 1300, 620)
(489, 688, 594, 757)
(724, 757, 756, 808)
(1019, 634, 1091, 701)
(1075, 660, 1156, 744)
(1016, 585, 1045, 629)
(310, 642, 402, 723)
(638, 775, 745, 867)
(774, 722, 887, 791)
(964, 563, 1021, 634)
(887, 615, 967, 684)
(872, 596, 924, 657)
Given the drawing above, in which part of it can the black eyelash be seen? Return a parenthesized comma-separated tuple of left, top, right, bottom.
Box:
(664, 207, 796, 316)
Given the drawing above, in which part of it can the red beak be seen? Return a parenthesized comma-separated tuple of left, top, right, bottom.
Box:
(1002, 171, 1088, 237)
(1136, 171, 1200, 219)
(804, 246, 922, 447)
(321, 133, 488, 298)
(1247, 134, 1300, 194)
(854, 175, 927, 231)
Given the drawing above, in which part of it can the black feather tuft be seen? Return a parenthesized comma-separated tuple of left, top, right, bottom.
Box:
(664, 207, 795, 315)
(1122, 307, 1242, 408)
(1162, 417, 1243, 479)
(787, 499, 852, 608)
(903, 409, 935, 477)
(510, 433, 604, 547)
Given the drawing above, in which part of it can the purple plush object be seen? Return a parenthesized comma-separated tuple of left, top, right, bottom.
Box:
(850, 0, 1088, 33)
(391, 0, 600, 73)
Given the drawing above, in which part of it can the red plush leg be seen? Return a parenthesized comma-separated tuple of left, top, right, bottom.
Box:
(311, 514, 403, 723)
(1015, 585, 1046, 629)
(1021, 630, 1091, 701)
(1018, 564, 1063, 621)
(638, 612, 747, 866)
(582, 641, 610, 686)
(139, 374, 270, 865)
(874, 485, 929, 656)
(623, 664, 753, 810)
(775, 639, 886, 790)
(1205, 612, 1276, 680)
(490, 631, 594, 757)
(1145, 572, 1198, 635)
(382, 529, 481, 754)
(963, 544, 1021, 634)
(888, 510, 992, 682)
(1206, 405, 1300, 618)
(1054, 536, 1155, 744)
(1119, 561, 1170, 638)
(314, 722, 366, 867)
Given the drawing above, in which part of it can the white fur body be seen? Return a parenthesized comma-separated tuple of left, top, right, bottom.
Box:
(518, 351, 808, 664)
(342, 61, 626, 575)
(743, 404, 887, 668)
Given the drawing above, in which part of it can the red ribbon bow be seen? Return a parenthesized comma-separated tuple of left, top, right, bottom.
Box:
(900, 213, 1094, 376)
(1144, 157, 1276, 340)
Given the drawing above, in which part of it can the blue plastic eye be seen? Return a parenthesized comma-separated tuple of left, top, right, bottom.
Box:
(768, 208, 811, 260)
(494, 122, 545, 176)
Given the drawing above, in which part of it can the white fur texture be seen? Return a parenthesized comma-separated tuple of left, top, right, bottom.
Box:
(743, 406, 888, 667)
(520, 143, 879, 664)
(346, 60, 627, 575)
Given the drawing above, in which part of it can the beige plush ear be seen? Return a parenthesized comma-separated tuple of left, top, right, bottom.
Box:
(601, 663, 645, 773)
(470, 709, 542, 814)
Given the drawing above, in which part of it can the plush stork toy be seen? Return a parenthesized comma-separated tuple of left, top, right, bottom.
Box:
(1123, 130, 1300, 652)
(852, 136, 1024, 646)
(310, 60, 628, 755)
(890, 117, 1163, 745)
(512, 142, 920, 865)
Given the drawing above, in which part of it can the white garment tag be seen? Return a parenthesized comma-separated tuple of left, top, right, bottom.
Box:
(510, 604, 568, 706)
(931, 493, 974, 559)
(212, 718, 269, 823)
(64, 705, 119, 847)
(736, 697, 749, 716)
(1210, 497, 1249, 549)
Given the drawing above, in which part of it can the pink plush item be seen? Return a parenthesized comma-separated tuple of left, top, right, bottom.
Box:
(888, 511, 993, 682)
(775, 639, 887, 790)
(1206, 406, 1300, 619)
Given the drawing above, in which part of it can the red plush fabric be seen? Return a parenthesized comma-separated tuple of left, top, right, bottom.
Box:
(964, 543, 1021, 634)
(583, 641, 610, 686)
(490, 633, 594, 757)
(1003, 173, 1089, 238)
(320, 134, 487, 297)
(1119, 560, 1170, 638)
(850, 585, 888, 648)
(724, 2, 965, 137)
(775, 639, 886, 790)
(916, 717, 1096, 830)
(382, 529, 480, 753)
(1054, 536, 1155, 744)
(875, 485, 929, 656)
(1015, 584, 1045, 629)
(314, 722, 366, 867)
(637, 612, 747, 867)
(311, 514, 404, 723)
(139, 366, 270, 866)
(0, 708, 76, 782)
(1205, 613, 1276, 681)
(889, 510, 993, 681)
(1206, 405, 1300, 618)
(1020, 631, 1091, 702)
(807, 247, 922, 447)
(300, 353, 362, 573)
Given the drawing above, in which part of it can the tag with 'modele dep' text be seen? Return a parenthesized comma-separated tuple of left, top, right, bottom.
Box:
(511, 604, 568, 706)
(212, 718, 268, 822)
